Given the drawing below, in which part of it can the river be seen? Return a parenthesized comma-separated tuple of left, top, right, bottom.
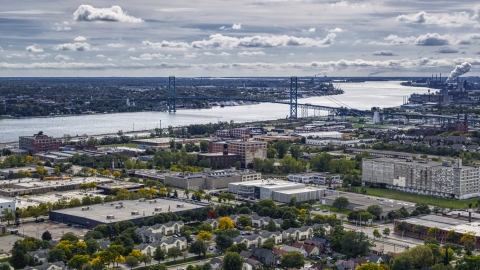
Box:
(0, 81, 428, 143)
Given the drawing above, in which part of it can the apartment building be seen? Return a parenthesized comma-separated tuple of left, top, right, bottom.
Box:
(19, 131, 61, 154)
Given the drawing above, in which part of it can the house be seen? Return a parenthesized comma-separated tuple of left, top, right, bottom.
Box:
(451, 144, 466, 151)
(135, 242, 158, 256)
(304, 239, 325, 253)
(243, 258, 263, 270)
(282, 225, 315, 241)
(292, 241, 320, 257)
(466, 145, 479, 152)
(135, 221, 184, 242)
(262, 232, 283, 245)
(250, 215, 283, 229)
(251, 248, 278, 267)
(233, 232, 283, 248)
(28, 249, 49, 264)
(310, 237, 331, 253)
(210, 258, 223, 270)
(205, 219, 219, 230)
(368, 254, 393, 265)
(158, 237, 187, 253)
(310, 261, 334, 270)
(0, 262, 13, 270)
(22, 262, 65, 270)
(96, 239, 111, 250)
(239, 250, 257, 260)
(279, 245, 308, 257)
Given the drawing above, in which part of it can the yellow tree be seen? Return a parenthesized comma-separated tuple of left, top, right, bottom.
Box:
(218, 217, 235, 230)
(159, 188, 168, 197)
(87, 168, 97, 177)
(356, 262, 383, 270)
(102, 170, 112, 177)
(149, 187, 157, 196)
(128, 249, 142, 259)
(197, 230, 212, 241)
(113, 171, 121, 179)
(25, 155, 33, 164)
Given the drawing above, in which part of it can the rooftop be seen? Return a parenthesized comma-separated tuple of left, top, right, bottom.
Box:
(51, 197, 206, 224)
(229, 179, 303, 188)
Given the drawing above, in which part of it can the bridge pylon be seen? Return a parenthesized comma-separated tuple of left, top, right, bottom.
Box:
(290, 76, 298, 119)
(168, 76, 176, 113)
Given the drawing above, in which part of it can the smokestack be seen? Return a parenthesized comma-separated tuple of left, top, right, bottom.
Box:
(469, 211, 472, 223)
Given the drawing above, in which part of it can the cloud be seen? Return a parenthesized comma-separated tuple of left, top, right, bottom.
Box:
(372, 33, 452, 46)
(457, 33, 480, 45)
(372, 50, 396, 56)
(232, 23, 242, 30)
(396, 7, 480, 28)
(0, 10, 62, 15)
(129, 53, 174, 60)
(52, 22, 71, 32)
(30, 53, 49, 60)
(53, 43, 93, 51)
(0, 46, 2, 52)
(238, 51, 266, 56)
(436, 47, 459, 54)
(55, 55, 73, 61)
(327, 28, 343, 33)
(107, 43, 125, 48)
(156, 8, 198, 12)
(203, 52, 215, 56)
(219, 52, 231, 56)
(26, 45, 43, 53)
(73, 5, 144, 23)
(219, 26, 226, 30)
(5, 54, 26, 58)
(127, 47, 136, 51)
(142, 40, 190, 51)
(96, 54, 106, 58)
(308, 27, 316, 32)
(329, 1, 373, 9)
(74, 36, 87, 41)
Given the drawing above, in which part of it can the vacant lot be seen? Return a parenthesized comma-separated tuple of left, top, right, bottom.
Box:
(8, 221, 89, 240)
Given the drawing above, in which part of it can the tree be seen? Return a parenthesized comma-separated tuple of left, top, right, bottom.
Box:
(391, 255, 414, 270)
(382, 228, 390, 238)
(373, 229, 382, 240)
(197, 230, 212, 241)
(68, 255, 90, 270)
(1, 208, 15, 225)
(356, 262, 383, 270)
(139, 254, 152, 266)
(366, 205, 383, 219)
(428, 227, 441, 240)
(218, 217, 235, 230)
(446, 230, 459, 243)
(215, 234, 233, 251)
(198, 223, 213, 233)
(403, 245, 435, 269)
(86, 239, 100, 255)
(154, 247, 165, 261)
(200, 140, 209, 153)
(261, 238, 275, 250)
(189, 239, 207, 258)
(237, 215, 251, 227)
(280, 251, 304, 269)
(341, 231, 373, 258)
(222, 252, 243, 270)
(396, 221, 409, 233)
(274, 140, 290, 159)
(42, 230, 53, 241)
(332, 196, 349, 211)
(125, 256, 139, 269)
(167, 247, 182, 261)
(412, 224, 427, 239)
(266, 219, 277, 232)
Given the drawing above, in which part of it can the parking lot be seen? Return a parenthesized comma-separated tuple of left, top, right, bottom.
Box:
(7, 220, 89, 240)
(0, 235, 22, 254)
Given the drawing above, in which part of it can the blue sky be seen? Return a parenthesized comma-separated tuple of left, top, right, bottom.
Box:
(0, 0, 479, 77)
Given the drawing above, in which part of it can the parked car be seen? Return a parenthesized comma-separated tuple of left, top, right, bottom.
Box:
(314, 208, 320, 211)
(322, 209, 328, 212)
(209, 245, 214, 250)
(36, 218, 45, 223)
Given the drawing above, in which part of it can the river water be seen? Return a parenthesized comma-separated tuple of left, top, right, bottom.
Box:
(0, 81, 428, 143)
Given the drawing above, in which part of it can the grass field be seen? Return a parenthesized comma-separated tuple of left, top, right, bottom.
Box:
(351, 187, 479, 209)
(99, 143, 139, 149)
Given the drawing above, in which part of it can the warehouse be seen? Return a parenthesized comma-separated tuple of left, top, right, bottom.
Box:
(49, 198, 206, 229)
(272, 188, 328, 203)
(164, 171, 242, 190)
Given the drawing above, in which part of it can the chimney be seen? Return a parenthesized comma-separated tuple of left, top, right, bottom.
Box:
(469, 211, 472, 223)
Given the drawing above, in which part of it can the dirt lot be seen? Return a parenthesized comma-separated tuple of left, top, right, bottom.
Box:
(0, 235, 22, 253)
(7, 220, 90, 240)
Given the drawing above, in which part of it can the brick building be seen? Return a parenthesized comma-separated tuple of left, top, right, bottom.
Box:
(209, 140, 267, 168)
(19, 131, 61, 154)
(216, 128, 250, 139)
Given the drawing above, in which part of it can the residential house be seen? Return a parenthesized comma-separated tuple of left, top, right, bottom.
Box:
(233, 232, 282, 248)
(205, 219, 219, 230)
(451, 144, 466, 151)
(96, 239, 111, 250)
(210, 258, 223, 270)
(251, 248, 278, 267)
(22, 262, 65, 270)
(251, 215, 283, 229)
(309, 237, 331, 253)
(239, 250, 257, 260)
(158, 237, 187, 253)
(0, 262, 13, 270)
(292, 241, 320, 257)
(28, 249, 49, 264)
(135, 242, 158, 257)
(279, 245, 308, 257)
(282, 225, 316, 241)
(135, 221, 183, 242)
(466, 145, 480, 152)
(310, 261, 334, 270)
(243, 258, 263, 270)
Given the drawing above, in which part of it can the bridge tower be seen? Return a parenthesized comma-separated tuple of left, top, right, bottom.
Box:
(290, 76, 298, 118)
(168, 76, 176, 113)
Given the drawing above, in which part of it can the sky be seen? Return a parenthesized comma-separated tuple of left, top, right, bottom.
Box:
(0, 0, 479, 77)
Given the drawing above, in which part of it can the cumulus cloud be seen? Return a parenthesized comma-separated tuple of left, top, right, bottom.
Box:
(30, 53, 49, 60)
(238, 51, 266, 56)
(232, 23, 242, 30)
(74, 36, 87, 41)
(142, 40, 190, 50)
(372, 50, 396, 56)
(127, 47, 136, 51)
(329, 1, 373, 9)
(26, 45, 43, 53)
(55, 55, 73, 61)
(96, 54, 106, 58)
(184, 53, 199, 58)
(327, 28, 343, 33)
(436, 47, 459, 53)
(219, 52, 231, 56)
(396, 7, 480, 28)
(203, 52, 215, 56)
(107, 43, 125, 48)
(130, 53, 174, 60)
(53, 43, 93, 51)
(52, 22, 71, 31)
(73, 5, 144, 23)
(372, 33, 452, 46)
(308, 27, 316, 32)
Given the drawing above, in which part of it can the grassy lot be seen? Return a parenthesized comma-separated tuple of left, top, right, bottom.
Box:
(351, 187, 478, 209)
(353, 123, 391, 129)
(99, 143, 139, 149)
(314, 205, 353, 215)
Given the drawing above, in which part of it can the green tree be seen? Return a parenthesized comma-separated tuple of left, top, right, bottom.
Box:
(266, 148, 277, 159)
(356, 262, 383, 270)
(154, 247, 165, 261)
(139, 254, 152, 266)
(189, 239, 207, 258)
(223, 252, 243, 270)
(446, 230, 459, 243)
(125, 256, 139, 269)
(382, 228, 390, 238)
(403, 245, 435, 269)
(372, 228, 382, 240)
(237, 215, 251, 227)
(1, 208, 15, 225)
(167, 247, 182, 261)
(280, 251, 304, 269)
(274, 140, 290, 159)
(266, 219, 277, 232)
(199, 140, 209, 153)
(366, 205, 383, 219)
(261, 238, 275, 250)
(341, 231, 373, 258)
(428, 227, 441, 240)
(391, 255, 414, 270)
(332, 196, 349, 210)
(42, 231, 53, 241)
(412, 224, 428, 239)
(68, 255, 90, 270)
(86, 239, 100, 255)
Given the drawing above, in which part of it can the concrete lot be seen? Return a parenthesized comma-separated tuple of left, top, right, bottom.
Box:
(0, 235, 22, 253)
(8, 220, 89, 240)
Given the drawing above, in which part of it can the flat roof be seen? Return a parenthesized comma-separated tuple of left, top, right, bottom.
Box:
(325, 192, 417, 212)
(273, 187, 324, 194)
(51, 198, 207, 224)
(229, 179, 303, 188)
(402, 214, 469, 231)
(0, 198, 14, 203)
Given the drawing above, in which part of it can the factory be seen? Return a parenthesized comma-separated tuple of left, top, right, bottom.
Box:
(362, 157, 480, 199)
(228, 179, 336, 203)
(49, 198, 207, 229)
(164, 169, 260, 190)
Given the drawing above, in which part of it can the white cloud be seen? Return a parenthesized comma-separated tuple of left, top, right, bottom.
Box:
(289, 53, 294, 56)
(238, 51, 266, 56)
(232, 23, 242, 30)
(436, 47, 459, 54)
(397, 7, 480, 28)
(372, 50, 395, 56)
(73, 5, 144, 23)
(0, 10, 62, 15)
(142, 40, 190, 51)
(203, 52, 215, 56)
(156, 8, 198, 12)
(328, 28, 343, 33)
(0, 46, 2, 52)
(127, 47, 136, 51)
(308, 27, 315, 32)
(107, 43, 125, 48)
(219, 52, 231, 56)
(55, 55, 73, 61)
(96, 54, 106, 58)
(107, 58, 114, 61)
(329, 1, 373, 9)
(26, 45, 43, 53)
(219, 26, 226, 30)
(53, 43, 93, 51)
(372, 33, 453, 46)
(184, 53, 199, 58)
(74, 36, 87, 41)
(130, 53, 174, 60)
(5, 53, 26, 58)
(30, 53, 49, 60)
(52, 22, 71, 32)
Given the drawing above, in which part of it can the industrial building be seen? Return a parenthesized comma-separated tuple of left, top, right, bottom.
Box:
(164, 171, 242, 190)
(228, 179, 335, 203)
(0, 198, 15, 211)
(208, 139, 267, 167)
(49, 198, 206, 229)
(362, 158, 480, 199)
(216, 128, 251, 139)
(197, 151, 242, 169)
(287, 173, 341, 185)
(19, 131, 61, 154)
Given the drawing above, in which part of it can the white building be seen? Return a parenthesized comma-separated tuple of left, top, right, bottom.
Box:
(0, 198, 15, 212)
(287, 173, 341, 184)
